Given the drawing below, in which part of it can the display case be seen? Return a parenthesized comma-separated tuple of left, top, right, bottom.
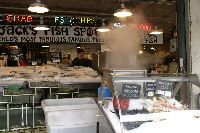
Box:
(98, 70, 200, 133)
(0, 66, 102, 131)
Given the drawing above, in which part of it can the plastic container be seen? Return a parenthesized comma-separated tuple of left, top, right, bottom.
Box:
(41, 98, 99, 126)
(98, 87, 111, 97)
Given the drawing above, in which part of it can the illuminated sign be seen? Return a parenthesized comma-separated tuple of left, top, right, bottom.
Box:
(131, 24, 152, 30)
(6, 15, 33, 23)
(55, 17, 95, 25)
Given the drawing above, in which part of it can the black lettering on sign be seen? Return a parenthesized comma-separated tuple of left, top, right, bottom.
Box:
(7, 26, 15, 35)
(15, 26, 23, 35)
(74, 27, 80, 36)
(145, 34, 158, 44)
(80, 27, 86, 36)
(122, 84, 141, 99)
(156, 80, 173, 91)
(0, 26, 6, 35)
(60, 27, 69, 35)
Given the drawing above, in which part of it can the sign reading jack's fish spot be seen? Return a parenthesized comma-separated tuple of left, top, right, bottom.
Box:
(122, 84, 141, 99)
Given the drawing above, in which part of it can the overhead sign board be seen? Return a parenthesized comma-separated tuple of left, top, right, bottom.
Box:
(0, 15, 33, 23)
(55, 17, 95, 25)
(0, 25, 112, 43)
(141, 30, 163, 44)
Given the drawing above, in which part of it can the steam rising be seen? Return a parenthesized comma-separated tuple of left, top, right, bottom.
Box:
(100, 15, 147, 69)
(100, 12, 165, 70)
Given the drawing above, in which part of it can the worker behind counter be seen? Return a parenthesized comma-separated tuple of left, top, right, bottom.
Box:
(72, 49, 92, 67)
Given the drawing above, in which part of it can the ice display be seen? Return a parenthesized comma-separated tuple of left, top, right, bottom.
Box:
(0, 66, 101, 85)
(102, 96, 200, 133)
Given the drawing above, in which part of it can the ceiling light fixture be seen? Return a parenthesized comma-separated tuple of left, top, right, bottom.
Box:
(42, 45, 49, 47)
(96, 21, 110, 32)
(28, 0, 49, 13)
(149, 30, 163, 34)
(149, 26, 163, 34)
(34, 17, 49, 30)
(114, 3, 132, 18)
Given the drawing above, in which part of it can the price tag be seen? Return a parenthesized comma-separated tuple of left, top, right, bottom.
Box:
(156, 90, 164, 95)
(146, 82, 156, 97)
(164, 91, 172, 97)
(147, 91, 154, 97)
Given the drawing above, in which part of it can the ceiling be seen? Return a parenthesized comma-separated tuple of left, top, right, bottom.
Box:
(0, 0, 177, 44)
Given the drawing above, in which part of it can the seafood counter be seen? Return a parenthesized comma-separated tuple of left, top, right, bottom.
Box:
(0, 66, 101, 86)
(98, 70, 200, 133)
(100, 96, 200, 133)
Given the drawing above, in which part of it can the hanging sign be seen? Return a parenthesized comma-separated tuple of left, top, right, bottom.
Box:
(6, 15, 33, 23)
(0, 25, 111, 43)
(55, 17, 95, 25)
(0, 14, 33, 23)
(122, 84, 141, 99)
(141, 30, 163, 44)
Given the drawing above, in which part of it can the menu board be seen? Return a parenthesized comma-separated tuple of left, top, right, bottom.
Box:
(146, 82, 156, 97)
(156, 80, 173, 97)
(122, 84, 141, 99)
(10, 49, 23, 60)
(50, 52, 62, 63)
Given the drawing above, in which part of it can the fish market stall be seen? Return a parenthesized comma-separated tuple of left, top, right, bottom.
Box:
(0, 66, 101, 131)
(98, 70, 200, 133)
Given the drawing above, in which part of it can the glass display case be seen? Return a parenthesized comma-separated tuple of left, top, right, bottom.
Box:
(98, 70, 200, 133)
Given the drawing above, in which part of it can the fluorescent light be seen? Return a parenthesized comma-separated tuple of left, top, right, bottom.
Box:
(96, 21, 110, 32)
(114, 9, 132, 17)
(96, 28, 110, 32)
(28, 0, 49, 13)
(149, 27, 163, 34)
(34, 25, 49, 30)
(77, 47, 80, 48)
(149, 31, 163, 34)
(114, 3, 132, 18)
(42, 45, 49, 47)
